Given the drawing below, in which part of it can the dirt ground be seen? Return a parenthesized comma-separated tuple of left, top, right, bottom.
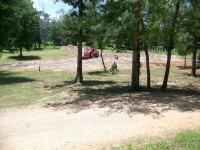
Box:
(0, 47, 200, 150)
(0, 104, 200, 150)
(0, 46, 186, 72)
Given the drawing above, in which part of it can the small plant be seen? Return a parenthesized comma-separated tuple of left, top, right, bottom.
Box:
(110, 61, 118, 74)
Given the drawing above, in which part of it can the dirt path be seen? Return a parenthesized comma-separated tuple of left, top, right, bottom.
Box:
(0, 53, 186, 72)
(0, 105, 200, 150)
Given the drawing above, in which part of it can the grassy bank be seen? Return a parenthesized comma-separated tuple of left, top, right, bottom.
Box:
(112, 130, 200, 150)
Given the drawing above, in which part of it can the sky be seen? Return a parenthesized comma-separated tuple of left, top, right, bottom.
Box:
(32, 0, 71, 19)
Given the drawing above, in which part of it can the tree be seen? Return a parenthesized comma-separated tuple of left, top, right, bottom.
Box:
(55, 0, 84, 83)
(176, 33, 192, 68)
(40, 12, 50, 48)
(141, 18, 151, 90)
(49, 20, 63, 47)
(14, 0, 41, 56)
(184, 0, 200, 77)
(161, 0, 181, 91)
(0, 0, 20, 51)
(56, 0, 100, 83)
(131, 0, 141, 91)
(0, 0, 41, 55)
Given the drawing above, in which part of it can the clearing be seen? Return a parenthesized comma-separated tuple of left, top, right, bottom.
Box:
(0, 46, 200, 149)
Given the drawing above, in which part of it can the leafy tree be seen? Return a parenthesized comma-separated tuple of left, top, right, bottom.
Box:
(0, 0, 20, 51)
(184, 0, 200, 77)
(55, 0, 100, 83)
(0, 0, 41, 55)
(49, 20, 63, 47)
(55, 0, 84, 83)
(176, 33, 192, 68)
(14, 0, 41, 56)
(40, 12, 50, 48)
(160, 0, 181, 91)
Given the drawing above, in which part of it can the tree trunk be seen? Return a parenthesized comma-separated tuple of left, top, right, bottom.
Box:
(162, 0, 181, 91)
(131, 0, 140, 91)
(100, 48, 107, 73)
(141, 19, 151, 90)
(19, 47, 23, 57)
(162, 47, 172, 90)
(74, 0, 83, 83)
(39, 42, 41, 49)
(34, 42, 37, 50)
(184, 54, 186, 68)
(0, 46, 3, 53)
(191, 38, 197, 77)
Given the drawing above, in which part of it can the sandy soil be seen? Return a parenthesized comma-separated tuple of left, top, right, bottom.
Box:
(0, 50, 186, 72)
(0, 104, 200, 150)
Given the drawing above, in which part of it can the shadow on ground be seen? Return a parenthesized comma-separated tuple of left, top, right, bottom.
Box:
(8, 55, 41, 61)
(86, 71, 108, 76)
(0, 71, 36, 85)
(44, 79, 200, 118)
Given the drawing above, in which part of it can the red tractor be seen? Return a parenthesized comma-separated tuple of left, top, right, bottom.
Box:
(82, 48, 99, 60)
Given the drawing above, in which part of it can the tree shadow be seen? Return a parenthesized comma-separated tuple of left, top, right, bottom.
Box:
(0, 71, 36, 85)
(87, 71, 108, 76)
(8, 55, 41, 61)
(46, 80, 117, 90)
(44, 83, 200, 118)
(178, 66, 200, 70)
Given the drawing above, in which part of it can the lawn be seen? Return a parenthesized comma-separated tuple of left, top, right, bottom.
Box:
(0, 46, 72, 65)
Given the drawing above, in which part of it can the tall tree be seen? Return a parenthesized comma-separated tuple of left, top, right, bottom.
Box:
(56, 0, 99, 83)
(0, 0, 20, 51)
(56, 0, 84, 83)
(161, 0, 181, 91)
(141, 18, 151, 90)
(185, 0, 200, 77)
(14, 0, 41, 56)
(40, 12, 50, 48)
(131, 0, 141, 90)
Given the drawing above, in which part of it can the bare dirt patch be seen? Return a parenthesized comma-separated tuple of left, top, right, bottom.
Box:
(0, 50, 186, 72)
(1, 87, 200, 150)
(0, 103, 200, 150)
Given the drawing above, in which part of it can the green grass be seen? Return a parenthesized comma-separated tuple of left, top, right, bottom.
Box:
(0, 46, 72, 65)
(112, 130, 200, 150)
(0, 70, 75, 108)
(0, 65, 199, 108)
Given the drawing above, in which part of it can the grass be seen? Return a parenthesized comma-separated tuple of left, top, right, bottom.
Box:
(0, 63, 199, 108)
(0, 70, 74, 108)
(0, 46, 200, 108)
(1, 65, 198, 109)
(111, 130, 200, 150)
(0, 46, 72, 65)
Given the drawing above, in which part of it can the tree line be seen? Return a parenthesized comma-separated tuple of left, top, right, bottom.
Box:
(0, 0, 54, 56)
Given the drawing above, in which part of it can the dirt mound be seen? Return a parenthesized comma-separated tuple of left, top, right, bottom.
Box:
(60, 45, 91, 52)
(60, 45, 77, 51)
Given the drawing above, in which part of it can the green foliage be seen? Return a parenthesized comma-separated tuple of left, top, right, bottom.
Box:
(49, 20, 64, 46)
(0, 0, 41, 53)
(176, 33, 193, 56)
